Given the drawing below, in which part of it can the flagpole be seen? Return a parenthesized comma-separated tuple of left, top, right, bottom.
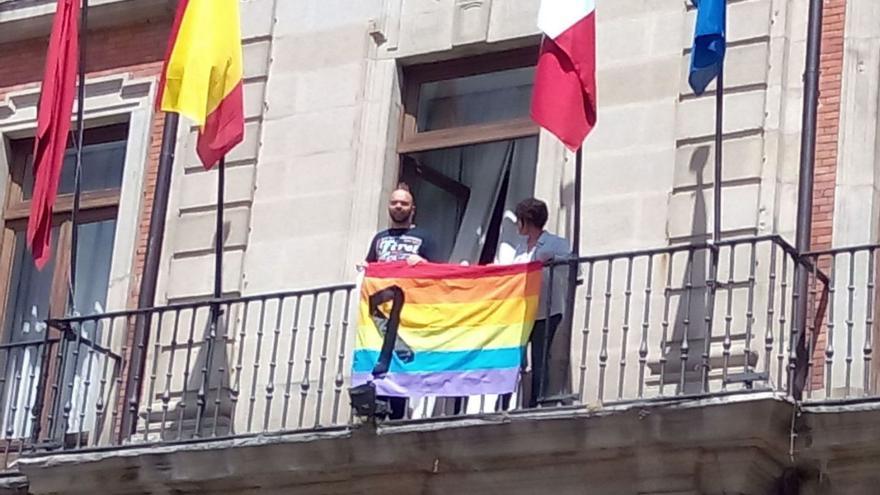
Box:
(563, 147, 583, 399)
(136, 113, 179, 311)
(702, 65, 725, 391)
(713, 67, 724, 243)
(541, 147, 583, 406)
(214, 158, 225, 299)
(792, 0, 824, 400)
(121, 112, 179, 438)
(68, 0, 89, 312)
(573, 149, 583, 258)
(196, 156, 225, 435)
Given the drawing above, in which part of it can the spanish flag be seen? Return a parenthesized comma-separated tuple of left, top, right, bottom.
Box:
(157, 0, 244, 169)
(354, 262, 541, 397)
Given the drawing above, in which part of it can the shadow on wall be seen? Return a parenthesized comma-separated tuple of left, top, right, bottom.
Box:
(142, 308, 234, 442)
(168, 220, 235, 438)
(666, 145, 712, 394)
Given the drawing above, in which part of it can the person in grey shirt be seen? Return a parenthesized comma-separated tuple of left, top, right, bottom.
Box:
(496, 198, 573, 408)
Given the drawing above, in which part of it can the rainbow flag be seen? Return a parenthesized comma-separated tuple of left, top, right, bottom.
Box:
(353, 262, 542, 397)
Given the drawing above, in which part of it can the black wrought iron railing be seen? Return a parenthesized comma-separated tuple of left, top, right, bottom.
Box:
(394, 236, 810, 418)
(800, 244, 880, 400)
(3, 235, 875, 468)
(563, 235, 824, 404)
(40, 284, 356, 449)
(0, 338, 52, 468)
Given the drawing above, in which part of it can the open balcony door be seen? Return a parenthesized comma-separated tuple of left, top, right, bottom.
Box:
(403, 137, 538, 418)
(397, 51, 541, 418)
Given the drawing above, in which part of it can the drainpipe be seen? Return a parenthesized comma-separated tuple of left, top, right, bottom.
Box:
(792, 0, 824, 400)
(121, 112, 179, 439)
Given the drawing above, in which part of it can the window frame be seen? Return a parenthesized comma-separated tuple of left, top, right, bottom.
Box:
(396, 47, 542, 264)
(398, 46, 541, 154)
(0, 123, 128, 327)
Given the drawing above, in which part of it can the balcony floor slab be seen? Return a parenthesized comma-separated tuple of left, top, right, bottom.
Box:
(18, 392, 796, 495)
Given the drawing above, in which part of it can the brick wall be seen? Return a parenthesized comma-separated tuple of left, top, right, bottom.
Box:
(809, 0, 847, 393)
(0, 21, 168, 99)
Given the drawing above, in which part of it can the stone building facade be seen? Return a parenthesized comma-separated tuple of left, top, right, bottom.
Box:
(1, 0, 880, 493)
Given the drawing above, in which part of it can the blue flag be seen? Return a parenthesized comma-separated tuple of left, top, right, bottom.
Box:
(689, 0, 726, 95)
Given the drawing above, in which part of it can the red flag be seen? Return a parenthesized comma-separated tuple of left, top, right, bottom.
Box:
(530, 0, 597, 151)
(28, 0, 81, 269)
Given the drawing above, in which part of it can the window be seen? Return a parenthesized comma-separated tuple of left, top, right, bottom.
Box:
(0, 122, 128, 439)
(399, 47, 540, 265)
(1, 123, 127, 328)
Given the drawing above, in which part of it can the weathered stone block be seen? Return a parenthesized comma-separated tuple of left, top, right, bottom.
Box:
(585, 148, 677, 196)
(588, 101, 678, 152)
(294, 63, 364, 113)
(261, 107, 359, 159)
(243, 40, 271, 79)
(452, 0, 491, 46)
(173, 207, 252, 255)
(271, 26, 368, 73)
(177, 165, 256, 211)
(254, 152, 356, 201)
(676, 91, 766, 139)
(243, 234, 350, 292)
(240, 0, 275, 40)
(674, 136, 765, 189)
(600, 57, 680, 106)
(244, 80, 266, 119)
(396, 0, 455, 56)
(682, 0, 772, 45)
(486, 0, 540, 42)
(181, 121, 261, 169)
(167, 249, 245, 299)
(667, 183, 761, 239)
(248, 192, 354, 245)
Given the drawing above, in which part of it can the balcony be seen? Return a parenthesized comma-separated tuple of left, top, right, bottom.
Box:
(0, 235, 877, 493)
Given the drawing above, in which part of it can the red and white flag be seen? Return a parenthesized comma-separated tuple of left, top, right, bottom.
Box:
(530, 0, 597, 151)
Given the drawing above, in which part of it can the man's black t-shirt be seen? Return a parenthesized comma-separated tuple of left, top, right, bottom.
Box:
(366, 227, 437, 263)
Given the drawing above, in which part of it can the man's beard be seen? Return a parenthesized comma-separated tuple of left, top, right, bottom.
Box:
(389, 210, 411, 224)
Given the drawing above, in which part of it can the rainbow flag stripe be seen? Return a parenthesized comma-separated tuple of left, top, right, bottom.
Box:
(353, 262, 542, 397)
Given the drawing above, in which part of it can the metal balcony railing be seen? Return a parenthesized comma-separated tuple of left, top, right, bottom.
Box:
(0, 338, 51, 467)
(564, 235, 827, 404)
(800, 244, 880, 401)
(0, 235, 868, 468)
(39, 284, 357, 449)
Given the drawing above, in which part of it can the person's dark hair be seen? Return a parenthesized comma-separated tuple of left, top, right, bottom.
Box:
(392, 182, 415, 205)
(515, 198, 548, 229)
